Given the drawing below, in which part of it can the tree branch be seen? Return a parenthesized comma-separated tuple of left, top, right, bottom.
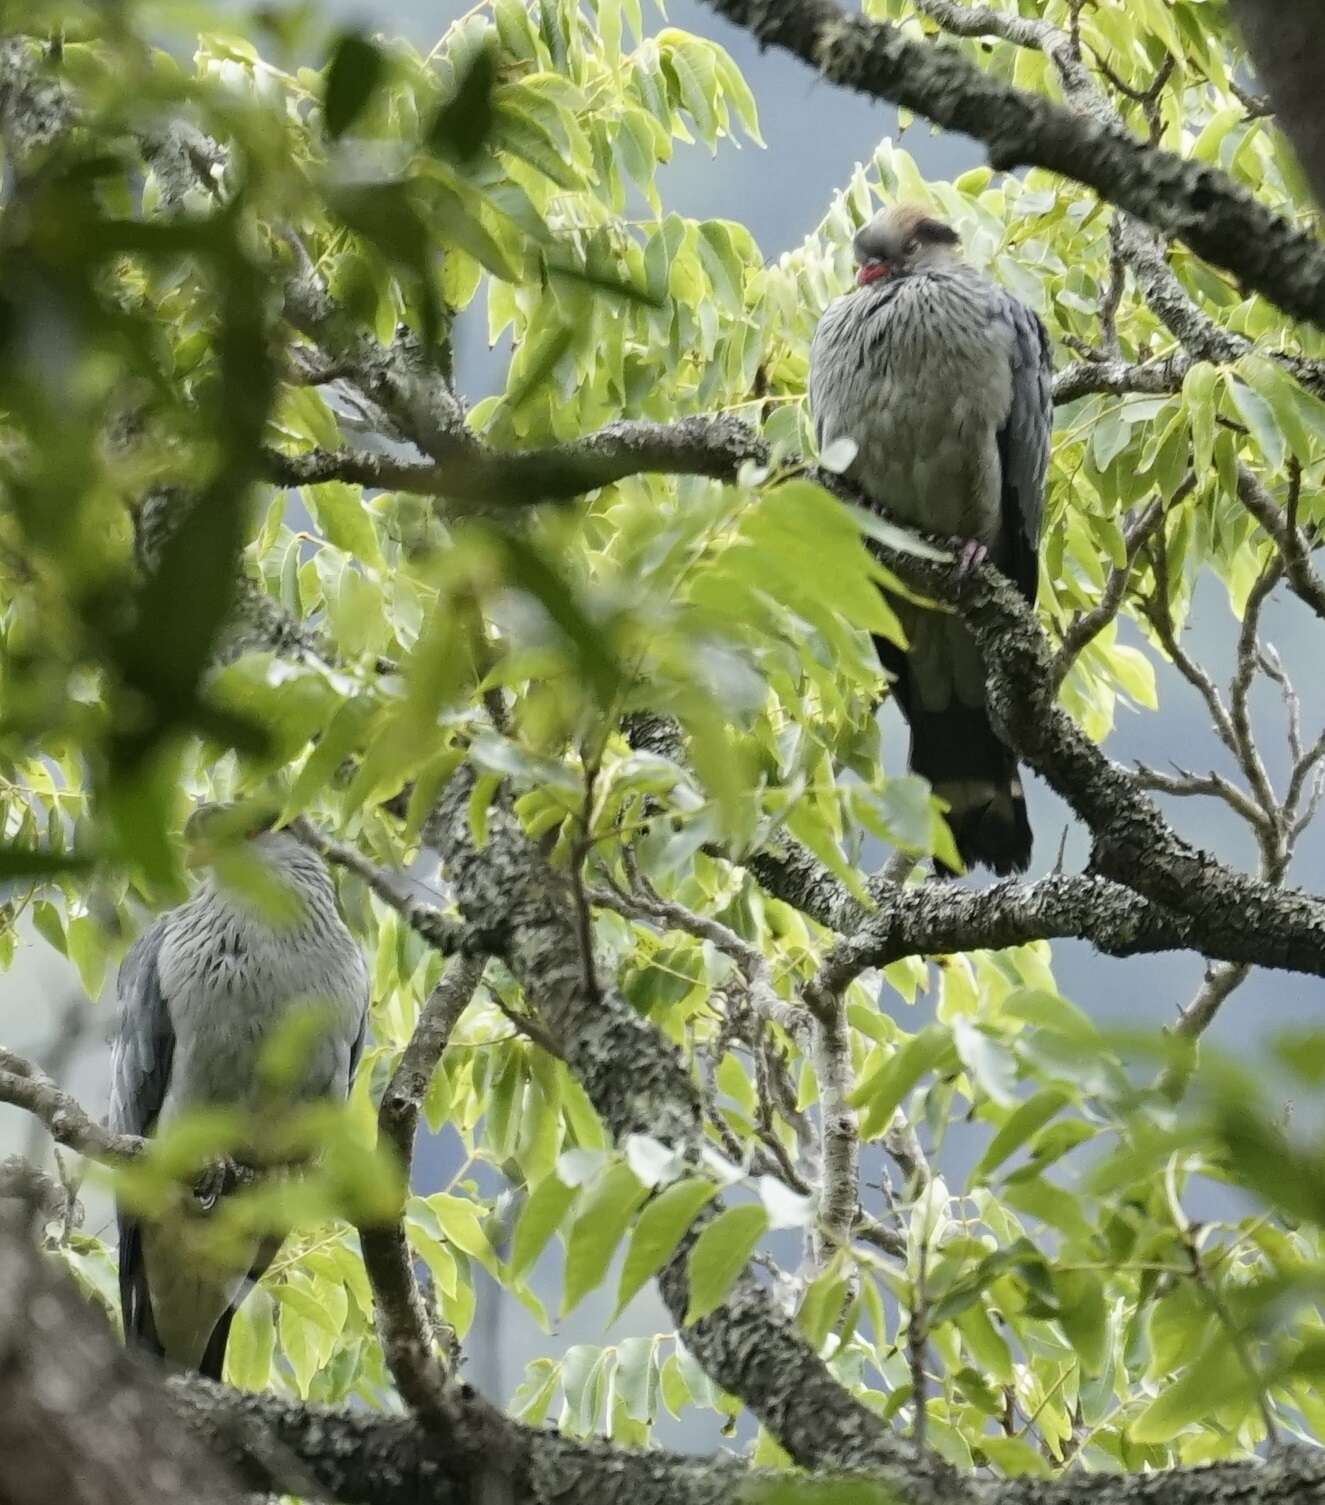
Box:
(358, 954, 487, 1416)
(425, 766, 955, 1489)
(812, 873, 1193, 994)
(0, 1048, 142, 1164)
(808, 995, 859, 1270)
(265, 414, 769, 506)
(1230, 0, 1325, 211)
(1235, 463, 1325, 624)
(698, 0, 1325, 338)
(290, 819, 466, 956)
(1051, 490, 1172, 687)
(159, 1358, 1325, 1505)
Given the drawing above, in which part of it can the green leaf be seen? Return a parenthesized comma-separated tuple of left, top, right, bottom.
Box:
(426, 1192, 499, 1273)
(426, 39, 497, 161)
(615, 1176, 716, 1317)
(324, 32, 387, 140)
(615, 1334, 658, 1423)
(1053, 1268, 1109, 1375)
(979, 1435, 1053, 1478)
(796, 1265, 849, 1352)
(1002, 987, 1099, 1043)
(685, 1202, 767, 1323)
(955, 1301, 1013, 1385)
(660, 33, 720, 149)
(1238, 354, 1312, 466)
(784, 801, 871, 909)
(511, 1358, 560, 1423)
(492, 529, 622, 706)
(562, 1343, 612, 1435)
(65, 911, 107, 997)
(1182, 361, 1217, 475)
(493, 103, 585, 188)
(1130, 1333, 1251, 1442)
(305, 483, 384, 568)
(225, 1287, 275, 1390)
(1226, 375, 1286, 471)
(851, 1026, 954, 1140)
(510, 1172, 576, 1279)
(973, 1089, 1069, 1183)
(952, 1017, 1018, 1107)
(282, 693, 378, 822)
(563, 1162, 646, 1314)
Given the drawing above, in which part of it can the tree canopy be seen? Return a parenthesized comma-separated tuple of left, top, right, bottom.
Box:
(4, 2, 1325, 1502)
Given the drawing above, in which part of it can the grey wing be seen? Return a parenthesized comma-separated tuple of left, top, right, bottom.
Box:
(345, 977, 369, 1092)
(995, 296, 1053, 603)
(110, 919, 175, 1355)
(109, 918, 174, 1138)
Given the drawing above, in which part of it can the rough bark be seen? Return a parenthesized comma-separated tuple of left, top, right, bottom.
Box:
(426, 768, 959, 1497)
(697, 0, 1325, 338)
(1230, 0, 1325, 211)
(0, 1215, 244, 1505)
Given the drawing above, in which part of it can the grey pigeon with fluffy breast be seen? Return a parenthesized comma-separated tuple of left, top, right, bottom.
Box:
(810, 203, 1052, 874)
(108, 810, 368, 1378)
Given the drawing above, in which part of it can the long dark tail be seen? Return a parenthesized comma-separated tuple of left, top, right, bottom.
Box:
(908, 701, 1031, 876)
(118, 1213, 167, 1361)
(876, 638, 1032, 876)
(118, 1210, 268, 1382)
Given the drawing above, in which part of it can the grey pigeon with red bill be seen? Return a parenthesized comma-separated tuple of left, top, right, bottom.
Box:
(810, 203, 1053, 875)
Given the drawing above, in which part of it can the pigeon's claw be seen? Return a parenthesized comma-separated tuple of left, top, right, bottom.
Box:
(955, 538, 989, 577)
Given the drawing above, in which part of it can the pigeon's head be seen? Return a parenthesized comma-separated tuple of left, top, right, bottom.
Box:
(183, 798, 281, 868)
(853, 204, 961, 286)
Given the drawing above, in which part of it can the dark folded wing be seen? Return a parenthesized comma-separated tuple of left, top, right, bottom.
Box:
(108, 920, 175, 1351)
(995, 297, 1053, 603)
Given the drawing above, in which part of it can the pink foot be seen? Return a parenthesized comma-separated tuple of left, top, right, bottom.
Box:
(955, 538, 988, 576)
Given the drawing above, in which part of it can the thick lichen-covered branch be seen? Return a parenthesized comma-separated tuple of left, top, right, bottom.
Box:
(813, 874, 1194, 995)
(699, 0, 1325, 339)
(158, 1363, 1325, 1505)
(0, 1215, 246, 1505)
(425, 766, 955, 1492)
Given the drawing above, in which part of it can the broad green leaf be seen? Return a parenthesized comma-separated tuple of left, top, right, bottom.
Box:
(1183, 361, 1217, 475)
(305, 483, 384, 568)
(1053, 1268, 1109, 1375)
(952, 1017, 1018, 1107)
(851, 1026, 955, 1140)
(225, 1287, 275, 1391)
(1226, 375, 1286, 471)
(685, 1203, 768, 1323)
(1131, 1334, 1251, 1442)
(615, 1176, 716, 1317)
(563, 1162, 646, 1314)
(425, 1192, 499, 1274)
(615, 1334, 658, 1423)
(562, 1343, 613, 1435)
(510, 1172, 576, 1279)
(323, 32, 386, 140)
(972, 1089, 1069, 1183)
